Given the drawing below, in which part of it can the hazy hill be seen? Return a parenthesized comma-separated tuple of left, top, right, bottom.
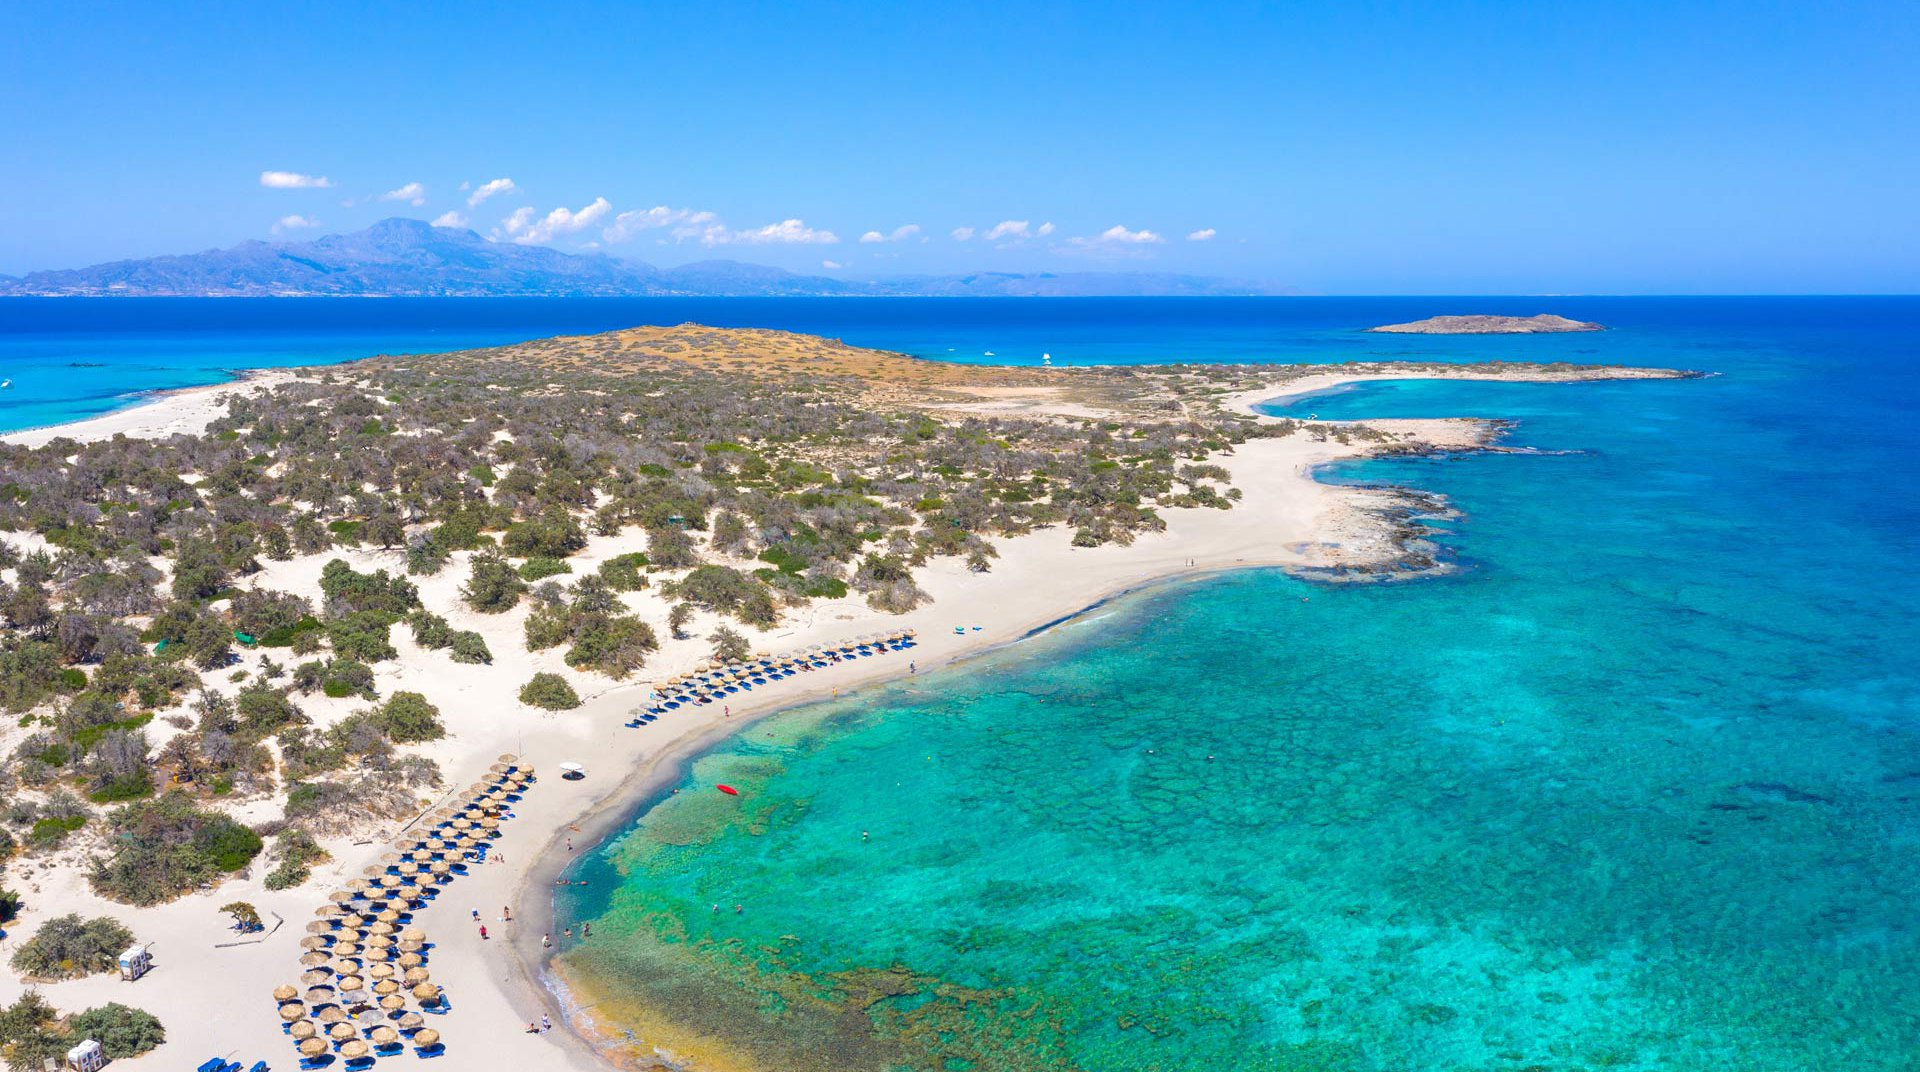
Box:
(0, 219, 1284, 298)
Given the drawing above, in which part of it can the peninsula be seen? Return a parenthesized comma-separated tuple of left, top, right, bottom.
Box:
(1366, 313, 1605, 334)
(0, 326, 1691, 1071)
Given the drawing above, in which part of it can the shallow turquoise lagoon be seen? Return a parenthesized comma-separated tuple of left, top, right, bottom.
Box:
(555, 321, 1920, 1070)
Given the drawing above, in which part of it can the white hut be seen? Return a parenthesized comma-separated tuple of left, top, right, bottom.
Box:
(118, 944, 151, 981)
(66, 1038, 104, 1071)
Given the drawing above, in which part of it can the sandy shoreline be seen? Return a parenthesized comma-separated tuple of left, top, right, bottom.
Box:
(0, 367, 303, 447)
(0, 359, 1678, 1072)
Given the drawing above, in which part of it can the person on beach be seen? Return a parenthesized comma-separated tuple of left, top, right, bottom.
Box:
(471, 909, 479, 922)
(582, 922, 590, 938)
(564, 927, 574, 940)
(735, 904, 743, 914)
(527, 1022, 538, 1034)
(542, 933, 551, 948)
(566, 837, 574, 852)
(542, 1014, 551, 1033)
(503, 906, 512, 922)
(479, 925, 488, 940)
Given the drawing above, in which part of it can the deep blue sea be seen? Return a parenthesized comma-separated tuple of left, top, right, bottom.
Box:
(8, 297, 1918, 1068)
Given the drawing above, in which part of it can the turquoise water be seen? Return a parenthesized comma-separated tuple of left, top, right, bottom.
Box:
(8, 296, 1918, 1067)
(553, 305, 1920, 1070)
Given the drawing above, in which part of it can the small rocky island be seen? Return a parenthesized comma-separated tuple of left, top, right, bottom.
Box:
(1367, 314, 1604, 334)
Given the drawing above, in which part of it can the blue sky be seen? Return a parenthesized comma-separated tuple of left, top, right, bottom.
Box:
(2, 1, 1915, 292)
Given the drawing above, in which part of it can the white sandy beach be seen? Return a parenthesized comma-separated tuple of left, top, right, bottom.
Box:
(0, 369, 1520, 1072)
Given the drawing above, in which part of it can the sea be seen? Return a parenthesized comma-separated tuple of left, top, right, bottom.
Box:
(7, 297, 1918, 1069)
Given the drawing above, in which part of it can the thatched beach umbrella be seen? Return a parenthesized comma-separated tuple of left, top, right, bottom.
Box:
(399, 927, 426, 943)
(370, 1025, 400, 1047)
(336, 975, 365, 993)
(380, 993, 407, 1012)
(301, 969, 331, 985)
(328, 957, 362, 975)
(367, 962, 395, 980)
(315, 1006, 346, 1024)
(328, 1022, 357, 1042)
(362, 864, 384, 877)
(339, 1038, 370, 1060)
(397, 951, 423, 967)
(274, 984, 299, 1002)
(409, 849, 432, 862)
(411, 982, 441, 1004)
(397, 1012, 424, 1031)
(278, 1002, 305, 1022)
(412, 1028, 440, 1050)
(345, 878, 371, 892)
(290, 1020, 317, 1041)
(305, 920, 335, 935)
(373, 979, 399, 996)
(379, 852, 400, 865)
(376, 908, 401, 922)
(429, 861, 451, 878)
(332, 941, 361, 957)
(365, 934, 394, 949)
(298, 1038, 327, 1058)
(300, 951, 331, 968)
(402, 966, 430, 985)
(303, 986, 334, 1004)
(489, 762, 509, 775)
(298, 936, 329, 951)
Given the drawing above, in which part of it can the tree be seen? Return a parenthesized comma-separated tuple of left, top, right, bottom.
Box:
(66, 1003, 166, 1059)
(220, 901, 262, 932)
(375, 691, 444, 743)
(460, 549, 527, 613)
(9, 914, 134, 979)
(667, 602, 693, 639)
(518, 673, 581, 711)
(710, 626, 750, 664)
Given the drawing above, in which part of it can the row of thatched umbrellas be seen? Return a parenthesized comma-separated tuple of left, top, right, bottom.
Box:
(272, 755, 534, 1061)
(650, 630, 918, 709)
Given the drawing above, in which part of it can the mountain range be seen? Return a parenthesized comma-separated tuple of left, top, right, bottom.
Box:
(0, 218, 1285, 298)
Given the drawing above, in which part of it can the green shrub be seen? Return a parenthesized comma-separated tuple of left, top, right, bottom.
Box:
(67, 1002, 166, 1058)
(58, 667, 88, 690)
(461, 550, 527, 613)
(597, 552, 649, 591)
(259, 615, 322, 647)
(8, 913, 134, 979)
(87, 792, 263, 906)
(518, 673, 581, 710)
(448, 631, 492, 664)
(28, 814, 85, 847)
(518, 556, 573, 581)
(375, 691, 443, 743)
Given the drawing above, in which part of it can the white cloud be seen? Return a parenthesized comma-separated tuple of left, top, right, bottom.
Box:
(951, 226, 975, 241)
(467, 177, 517, 207)
(1036, 222, 1055, 236)
(380, 182, 427, 206)
(500, 197, 612, 244)
(1099, 224, 1163, 244)
(602, 206, 717, 244)
(860, 224, 921, 244)
(821, 260, 844, 269)
(985, 220, 1030, 241)
(717, 218, 839, 246)
(260, 170, 331, 189)
(431, 211, 469, 229)
(272, 214, 320, 233)
(1187, 227, 1217, 241)
(1059, 224, 1168, 257)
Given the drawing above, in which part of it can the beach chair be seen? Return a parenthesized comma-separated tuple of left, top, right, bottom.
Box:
(249, 1062, 271, 1072)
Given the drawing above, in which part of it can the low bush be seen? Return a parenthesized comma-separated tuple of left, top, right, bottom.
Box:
(87, 792, 263, 906)
(67, 1002, 165, 1058)
(9, 913, 134, 979)
(518, 673, 580, 711)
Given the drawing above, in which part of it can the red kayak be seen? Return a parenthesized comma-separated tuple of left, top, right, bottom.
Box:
(717, 785, 739, 796)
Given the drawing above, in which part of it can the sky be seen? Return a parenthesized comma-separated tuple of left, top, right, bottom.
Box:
(1, 1, 1916, 293)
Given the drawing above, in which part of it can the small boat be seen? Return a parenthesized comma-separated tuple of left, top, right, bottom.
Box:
(717, 785, 739, 796)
